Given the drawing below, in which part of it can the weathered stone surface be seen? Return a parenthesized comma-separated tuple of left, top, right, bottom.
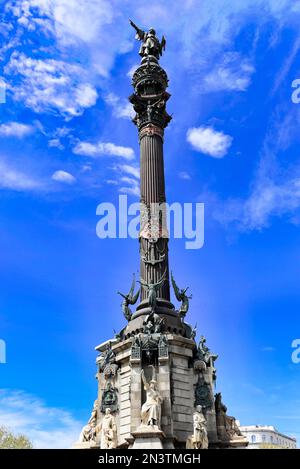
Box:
(131, 426, 167, 449)
(173, 420, 193, 431)
(172, 388, 192, 399)
(172, 380, 192, 392)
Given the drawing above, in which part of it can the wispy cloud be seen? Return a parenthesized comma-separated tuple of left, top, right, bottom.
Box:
(214, 107, 300, 230)
(203, 52, 255, 93)
(48, 139, 64, 150)
(118, 164, 140, 180)
(0, 389, 83, 449)
(5, 52, 98, 118)
(178, 171, 191, 180)
(0, 121, 34, 138)
(73, 141, 135, 160)
(0, 159, 43, 191)
(105, 93, 134, 119)
(118, 176, 139, 196)
(187, 126, 233, 158)
(271, 35, 300, 96)
(105, 164, 140, 196)
(51, 170, 76, 184)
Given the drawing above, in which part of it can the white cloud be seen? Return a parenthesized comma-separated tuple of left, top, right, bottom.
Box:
(52, 170, 76, 184)
(48, 138, 64, 150)
(0, 388, 83, 449)
(223, 177, 300, 231)
(271, 35, 300, 95)
(5, 51, 98, 118)
(119, 177, 139, 196)
(105, 93, 134, 120)
(203, 53, 255, 92)
(178, 171, 191, 180)
(0, 159, 42, 191)
(118, 164, 140, 179)
(111, 163, 140, 196)
(214, 107, 300, 230)
(73, 141, 135, 160)
(127, 64, 139, 79)
(0, 121, 34, 138)
(187, 126, 233, 158)
(4, 0, 129, 77)
(3, 0, 300, 126)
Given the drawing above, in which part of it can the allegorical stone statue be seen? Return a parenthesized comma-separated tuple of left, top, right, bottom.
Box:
(98, 408, 117, 449)
(186, 405, 209, 449)
(129, 19, 166, 60)
(118, 273, 140, 321)
(140, 366, 163, 428)
(171, 272, 192, 320)
(79, 400, 98, 443)
(139, 270, 166, 314)
(215, 393, 245, 442)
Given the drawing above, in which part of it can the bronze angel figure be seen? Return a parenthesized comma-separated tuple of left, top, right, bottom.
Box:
(138, 270, 166, 313)
(171, 271, 192, 320)
(118, 273, 140, 321)
(129, 19, 166, 60)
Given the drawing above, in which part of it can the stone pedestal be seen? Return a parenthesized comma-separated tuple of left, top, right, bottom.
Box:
(92, 333, 205, 449)
(72, 441, 99, 449)
(131, 426, 165, 449)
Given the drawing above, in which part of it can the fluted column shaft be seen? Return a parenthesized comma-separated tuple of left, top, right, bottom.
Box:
(139, 133, 170, 301)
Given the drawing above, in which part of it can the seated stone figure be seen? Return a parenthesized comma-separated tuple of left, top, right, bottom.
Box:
(79, 400, 98, 443)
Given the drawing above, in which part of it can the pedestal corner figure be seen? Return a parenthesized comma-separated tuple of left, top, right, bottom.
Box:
(99, 408, 117, 449)
(140, 366, 163, 428)
(186, 405, 209, 449)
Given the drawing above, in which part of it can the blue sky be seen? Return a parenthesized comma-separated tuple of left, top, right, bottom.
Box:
(0, 0, 300, 448)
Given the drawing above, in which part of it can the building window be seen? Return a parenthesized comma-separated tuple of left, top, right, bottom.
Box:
(270, 435, 273, 443)
(251, 435, 256, 443)
(262, 435, 266, 443)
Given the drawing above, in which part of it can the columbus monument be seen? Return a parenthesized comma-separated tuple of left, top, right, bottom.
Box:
(75, 22, 248, 449)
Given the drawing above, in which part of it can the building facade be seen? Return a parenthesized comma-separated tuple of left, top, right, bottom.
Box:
(240, 425, 297, 449)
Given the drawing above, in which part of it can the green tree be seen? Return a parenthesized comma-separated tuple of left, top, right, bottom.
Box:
(0, 426, 33, 449)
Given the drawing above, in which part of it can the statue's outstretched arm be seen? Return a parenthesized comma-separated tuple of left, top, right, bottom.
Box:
(129, 19, 145, 40)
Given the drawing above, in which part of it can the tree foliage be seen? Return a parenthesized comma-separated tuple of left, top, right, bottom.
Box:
(0, 426, 33, 449)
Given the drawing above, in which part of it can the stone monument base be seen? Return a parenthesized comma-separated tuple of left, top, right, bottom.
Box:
(130, 425, 167, 449)
(209, 437, 249, 449)
(72, 441, 99, 449)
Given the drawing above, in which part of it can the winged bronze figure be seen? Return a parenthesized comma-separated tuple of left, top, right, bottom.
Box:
(171, 271, 192, 320)
(139, 269, 166, 313)
(118, 273, 140, 321)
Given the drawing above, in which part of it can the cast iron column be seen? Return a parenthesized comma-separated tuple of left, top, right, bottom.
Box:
(129, 52, 173, 312)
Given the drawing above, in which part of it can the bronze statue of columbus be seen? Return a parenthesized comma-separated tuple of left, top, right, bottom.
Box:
(129, 19, 166, 60)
